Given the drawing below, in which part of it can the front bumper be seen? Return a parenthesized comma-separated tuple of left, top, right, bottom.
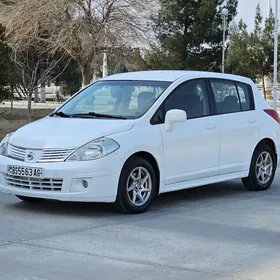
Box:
(0, 154, 124, 202)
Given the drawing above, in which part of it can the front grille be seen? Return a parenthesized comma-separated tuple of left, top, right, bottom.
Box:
(39, 148, 75, 162)
(3, 174, 63, 191)
(7, 144, 76, 162)
(8, 145, 26, 161)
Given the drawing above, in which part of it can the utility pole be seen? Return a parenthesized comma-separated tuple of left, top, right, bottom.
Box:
(216, 6, 237, 73)
(221, 8, 227, 73)
(268, 0, 272, 17)
(102, 23, 108, 78)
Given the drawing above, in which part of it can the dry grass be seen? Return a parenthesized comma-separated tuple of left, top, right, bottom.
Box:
(0, 108, 52, 140)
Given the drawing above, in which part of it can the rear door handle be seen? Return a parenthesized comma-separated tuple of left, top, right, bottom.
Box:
(206, 124, 216, 130)
(248, 118, 256, 123)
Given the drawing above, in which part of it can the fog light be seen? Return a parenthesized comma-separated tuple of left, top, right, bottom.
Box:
(82, 180, 88, 188)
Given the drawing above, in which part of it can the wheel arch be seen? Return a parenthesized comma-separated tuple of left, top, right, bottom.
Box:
(242, 137, 277, 191)
(123, 151, 161, 195)
(252, 138, 277, 163)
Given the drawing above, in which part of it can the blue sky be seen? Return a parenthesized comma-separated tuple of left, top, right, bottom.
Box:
(236, 0, 275, 31)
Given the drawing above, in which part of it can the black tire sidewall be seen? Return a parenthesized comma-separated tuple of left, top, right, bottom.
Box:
(116, 157, 157, 214)
(249, 145, 276, 190)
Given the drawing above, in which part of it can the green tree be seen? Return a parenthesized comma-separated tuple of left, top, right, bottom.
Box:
(225, 20, 255, 79)
(122, 45, 183, 71)
(153, 0, 238, 71)
(54, 57, 82, 97)
(226, 4, 275, 99)
(250, 5, 274, 99)
(113, 62, 128, 74)
(139, 46, 182, 70)
(0, 24, 13, 102)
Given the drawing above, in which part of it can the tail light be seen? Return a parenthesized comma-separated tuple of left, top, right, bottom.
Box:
(264, 109, 280, 123)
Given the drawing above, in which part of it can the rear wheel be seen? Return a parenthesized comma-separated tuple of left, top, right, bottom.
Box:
(115, 156, 157, 214)
(16, 195, 44, 203)
(242, 143, 276, 191)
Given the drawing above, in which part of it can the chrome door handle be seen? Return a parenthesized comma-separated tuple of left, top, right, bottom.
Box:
(206, 124, 216, 130)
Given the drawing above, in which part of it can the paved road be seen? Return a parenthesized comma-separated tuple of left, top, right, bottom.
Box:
(1, 174, 280, 280)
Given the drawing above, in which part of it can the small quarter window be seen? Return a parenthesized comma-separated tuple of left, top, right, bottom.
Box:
(236, 82, 253, 111)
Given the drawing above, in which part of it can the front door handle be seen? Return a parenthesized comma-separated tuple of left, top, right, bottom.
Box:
(206, 124, 216, 130)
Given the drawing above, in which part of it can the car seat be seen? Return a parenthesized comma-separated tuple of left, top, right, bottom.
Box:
(222, 95, 240, 113)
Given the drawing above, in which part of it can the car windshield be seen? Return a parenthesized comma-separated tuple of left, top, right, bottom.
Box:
(53, 80, 171, 119)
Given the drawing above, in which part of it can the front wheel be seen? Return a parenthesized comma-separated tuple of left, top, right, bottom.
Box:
(242, 144, 277, 191)
(115, 157, 157, 214)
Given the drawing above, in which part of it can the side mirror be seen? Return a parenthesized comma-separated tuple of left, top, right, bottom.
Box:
(164, 109, 187, 132)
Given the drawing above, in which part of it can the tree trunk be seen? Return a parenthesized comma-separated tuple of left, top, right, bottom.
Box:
(10, 86, 14, 110)
(34, 86, 39, 103)
(40, 82, 46, 103)
(92, 67, 97, 82)
(80, 62, 91, 88)
(262, 75, 267, 100)
(27, 92, 32, 123)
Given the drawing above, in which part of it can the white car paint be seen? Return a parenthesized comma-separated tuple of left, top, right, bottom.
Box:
(160, 114, 220, 184)
(0, 70, 280, 207)
(9, 117, 135, 149)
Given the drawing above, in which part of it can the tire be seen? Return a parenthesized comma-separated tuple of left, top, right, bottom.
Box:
(242, 143, 277, 191)
(115, 156, 157, 214)
(16, 195, 43, 203)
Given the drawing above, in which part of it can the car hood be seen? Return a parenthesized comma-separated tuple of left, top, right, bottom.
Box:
(9, 116, 135, 149)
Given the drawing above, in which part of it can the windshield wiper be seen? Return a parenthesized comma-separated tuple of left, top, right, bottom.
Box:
(52, 111, 71, 118)
(70, 112, 128, 119)
(52, 111, 128, 119)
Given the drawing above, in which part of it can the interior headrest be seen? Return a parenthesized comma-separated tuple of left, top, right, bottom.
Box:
(224, 95, 238, 103)
(138, 91, 155, 101)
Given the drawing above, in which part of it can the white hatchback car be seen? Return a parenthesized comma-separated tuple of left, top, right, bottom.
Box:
(0, 70, 280, 214)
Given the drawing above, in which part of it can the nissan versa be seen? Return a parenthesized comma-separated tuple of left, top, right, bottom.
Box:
(0, 70, 279, 214)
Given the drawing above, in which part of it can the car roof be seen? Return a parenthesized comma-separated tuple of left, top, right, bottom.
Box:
(101, 70, 252, 83)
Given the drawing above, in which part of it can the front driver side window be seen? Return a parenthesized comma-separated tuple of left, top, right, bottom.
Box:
(163, 79, 210, 119)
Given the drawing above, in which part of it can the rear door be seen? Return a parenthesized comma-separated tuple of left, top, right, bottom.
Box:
(207, 78, 259, 175)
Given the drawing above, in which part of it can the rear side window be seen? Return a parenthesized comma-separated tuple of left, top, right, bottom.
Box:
(209, 79, 254, 114)
(210, 80, 241, 114)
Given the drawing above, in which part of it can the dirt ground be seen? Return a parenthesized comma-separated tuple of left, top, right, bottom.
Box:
(0, 108, 52, 140)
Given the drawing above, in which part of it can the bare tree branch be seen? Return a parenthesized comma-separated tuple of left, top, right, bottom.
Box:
(0, 0, 156, 86)
(8, 47, 68, 122)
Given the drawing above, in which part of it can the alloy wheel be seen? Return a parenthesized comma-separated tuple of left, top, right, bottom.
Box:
(126, 166, 152, 207)
(255, 151, 273, 185)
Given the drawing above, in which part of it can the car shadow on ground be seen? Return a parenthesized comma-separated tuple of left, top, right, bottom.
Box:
(4, 178, 260, 218)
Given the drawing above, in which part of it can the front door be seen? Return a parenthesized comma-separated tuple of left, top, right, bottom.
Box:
(158, 79, 220, 187)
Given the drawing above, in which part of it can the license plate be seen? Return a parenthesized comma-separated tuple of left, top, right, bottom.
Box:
(7, 165, 43, 179)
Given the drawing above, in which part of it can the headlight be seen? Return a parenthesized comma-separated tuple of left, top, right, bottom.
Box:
(0, 133, 13, 156)
(66, 137, 120, 161)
